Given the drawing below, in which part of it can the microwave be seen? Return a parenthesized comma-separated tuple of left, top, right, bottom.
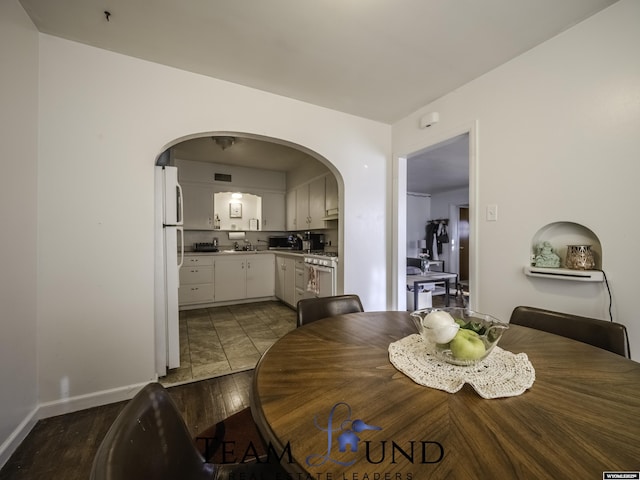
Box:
(268, 235, 293, 249)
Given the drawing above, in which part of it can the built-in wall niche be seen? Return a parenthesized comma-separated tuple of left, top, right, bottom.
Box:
(524, 221, 604, 282)
(214, 192, 262, 231)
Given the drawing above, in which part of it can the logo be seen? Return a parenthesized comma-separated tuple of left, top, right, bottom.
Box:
(306, 402, 382, 467)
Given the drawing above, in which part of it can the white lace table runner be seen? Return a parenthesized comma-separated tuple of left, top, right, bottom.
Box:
(388, 334, 535, 399)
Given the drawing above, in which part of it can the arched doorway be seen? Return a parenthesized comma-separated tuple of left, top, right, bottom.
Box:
(154, 132, 343, 382)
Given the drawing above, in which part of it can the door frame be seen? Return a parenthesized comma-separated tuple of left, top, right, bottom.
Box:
(392, 121, 478, 310)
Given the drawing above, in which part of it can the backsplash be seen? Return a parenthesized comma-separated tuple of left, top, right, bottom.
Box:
(183, 229, 338, 252)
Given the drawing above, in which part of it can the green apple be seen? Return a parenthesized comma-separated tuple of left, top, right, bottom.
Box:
(449, 329, 486, 360)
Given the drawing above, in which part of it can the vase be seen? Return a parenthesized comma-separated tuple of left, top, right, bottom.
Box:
(565, 245, 596, 270)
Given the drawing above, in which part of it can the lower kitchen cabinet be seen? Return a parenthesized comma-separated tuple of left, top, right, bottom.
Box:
(179, 255, 215, 305)
(275, 255, 299, 307)
(214, 254, 275, 303)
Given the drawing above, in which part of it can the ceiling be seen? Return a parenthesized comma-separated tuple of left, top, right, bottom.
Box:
(171, 135, 322, 173)
(20, 0, 617, 124)
(408, 134, 469, 195)
(20, 0, 617, 193)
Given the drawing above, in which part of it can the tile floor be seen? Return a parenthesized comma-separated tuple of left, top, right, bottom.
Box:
(161, 301, 296, 387)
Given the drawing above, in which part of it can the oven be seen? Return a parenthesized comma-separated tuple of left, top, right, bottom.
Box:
(303, 254, 337, 299)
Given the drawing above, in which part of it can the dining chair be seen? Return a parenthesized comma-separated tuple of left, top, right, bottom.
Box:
(510, 306, 630, 358)
(90, 382, 287, 480)
(296, 294, 364, 327)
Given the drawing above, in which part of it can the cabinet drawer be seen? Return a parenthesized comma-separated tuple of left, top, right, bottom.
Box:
(183, 255, 214, 266)
(179, 283, 214, 304)
(180, 266, 213, 285)
(295, 267, 305, 289)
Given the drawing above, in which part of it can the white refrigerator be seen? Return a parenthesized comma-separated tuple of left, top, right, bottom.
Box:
(154, 165, 183, 376)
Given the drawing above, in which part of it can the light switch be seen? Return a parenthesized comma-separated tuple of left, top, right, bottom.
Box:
(487, 204, 498, 221)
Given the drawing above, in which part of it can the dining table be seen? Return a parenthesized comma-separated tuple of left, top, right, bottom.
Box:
(251, 311, 640, 479)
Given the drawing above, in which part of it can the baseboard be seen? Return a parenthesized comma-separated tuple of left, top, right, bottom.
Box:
(0, 406, 38, 470)
(36, 381, 150, 420)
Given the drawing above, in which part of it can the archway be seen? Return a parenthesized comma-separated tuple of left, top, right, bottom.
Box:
(154, 131, 344, 381)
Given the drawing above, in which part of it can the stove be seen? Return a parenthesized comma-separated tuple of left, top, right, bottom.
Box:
(303, 252, 339, 267)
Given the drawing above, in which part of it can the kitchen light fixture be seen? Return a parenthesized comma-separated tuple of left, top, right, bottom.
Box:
(231, 192, 243, 199)
(212, 136, 236, 150)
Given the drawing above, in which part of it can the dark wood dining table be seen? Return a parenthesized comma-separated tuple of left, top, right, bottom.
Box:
(251, 311, 640, 479)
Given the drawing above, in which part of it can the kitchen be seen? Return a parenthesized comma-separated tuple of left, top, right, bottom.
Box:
(155, 134, 342, 384)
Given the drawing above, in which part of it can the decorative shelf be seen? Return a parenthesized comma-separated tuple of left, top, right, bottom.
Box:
(524, 266, 603, 282)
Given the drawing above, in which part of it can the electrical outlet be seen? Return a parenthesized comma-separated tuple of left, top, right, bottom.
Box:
(487, 204, 498, 221)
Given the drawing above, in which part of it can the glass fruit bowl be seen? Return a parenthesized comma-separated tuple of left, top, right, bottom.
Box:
(410, 307, 509, 366)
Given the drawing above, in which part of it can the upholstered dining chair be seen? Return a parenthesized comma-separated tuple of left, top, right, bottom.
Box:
(296, 294, 364, 327)
(90, 382, 287, 480)
(510, 306, 630, 358)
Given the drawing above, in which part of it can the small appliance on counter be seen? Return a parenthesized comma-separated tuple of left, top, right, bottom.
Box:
(268, 234, 303, 250)
(193, 242, 219, 252)
(302, 232, 325, 252)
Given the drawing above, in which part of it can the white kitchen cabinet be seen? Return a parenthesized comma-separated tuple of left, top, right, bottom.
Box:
(261, 192, 286, 231)
(214, 256, 247, 302)
(179, 255, 214, 305)
(286, 190, 297, 230)
(214, 254, 275, 302)
(325, 174, 338, 217)
(275, 255, 298, 307)
(246, 255, 275, 298)
(292, 176, 326, 230)
(308, 177, 326, 229)
(182, 182, 214, 230)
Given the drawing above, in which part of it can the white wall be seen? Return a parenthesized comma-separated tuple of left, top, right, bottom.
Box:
(393, 0, 640, 360)
(0, 0, 39, 465)
(430, 187, 469, 270)
(406, 194, 430, 258)
(36, 34, 390, 407)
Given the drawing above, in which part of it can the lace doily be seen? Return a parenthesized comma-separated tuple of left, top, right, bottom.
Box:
(388, 334, 535, 399)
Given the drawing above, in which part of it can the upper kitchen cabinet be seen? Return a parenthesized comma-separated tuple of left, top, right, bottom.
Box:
(324, 174, 338, 219)
(261, 192, 286, 231)
(182, 182, 214, 230)
(294, 176, 326, 230)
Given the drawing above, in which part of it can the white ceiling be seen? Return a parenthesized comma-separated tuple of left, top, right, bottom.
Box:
(19, 0, 617, 193)
(19, 0, 617, 124)
(408, 133, 469, 195)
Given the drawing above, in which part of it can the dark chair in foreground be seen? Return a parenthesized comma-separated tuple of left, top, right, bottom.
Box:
(510, 306, 630, 358)
(90, 382, 286, 480)
(297, 294, 364, 327)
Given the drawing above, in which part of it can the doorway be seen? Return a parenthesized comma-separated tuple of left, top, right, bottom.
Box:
(396, 123, 476, 310)
(154, 132, 344, 382)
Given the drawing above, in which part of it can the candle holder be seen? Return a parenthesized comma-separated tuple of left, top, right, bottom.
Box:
(565, 245, 596, 270)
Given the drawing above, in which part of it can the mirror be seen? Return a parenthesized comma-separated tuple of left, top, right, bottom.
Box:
(214, 192, 262, 231)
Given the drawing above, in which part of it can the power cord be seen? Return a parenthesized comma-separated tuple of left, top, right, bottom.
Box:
(600, 269, 613, 322)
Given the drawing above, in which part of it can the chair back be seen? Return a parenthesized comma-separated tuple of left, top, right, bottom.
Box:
(510, 306, 630, 358)
(90, 382, 215, 480)
(297, 294, 364, 327)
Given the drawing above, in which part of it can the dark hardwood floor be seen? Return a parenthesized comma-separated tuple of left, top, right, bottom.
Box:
(0, 371, 254, 480)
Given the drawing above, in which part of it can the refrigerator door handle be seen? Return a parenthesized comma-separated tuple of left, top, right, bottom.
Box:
(176, 181, 184, 226)
(177, 227, 184, 271)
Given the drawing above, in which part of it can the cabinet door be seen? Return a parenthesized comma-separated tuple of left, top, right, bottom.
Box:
(286, 190, 297, 230)
(182, 183, 214, 230)
(261, 192, 286, 231)
(284, 257, 297, 306)
(214, 256, 246, 302)
(275, 256, 286, 300)
(325, 174, 338, 216)
(295, 184, 309, 230)
(179, 283, 215, 304)
(246, 254, 275, 298)
(308, 177, 326, 229)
